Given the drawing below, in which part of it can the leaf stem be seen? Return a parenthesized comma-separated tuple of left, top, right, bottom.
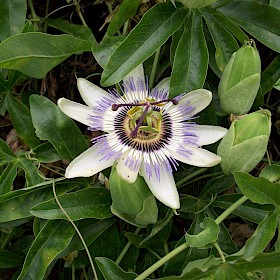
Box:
(52, 182, 98, 279)
(213, 241, 226, 263)
(135, 242, 189, 280)
(115, 227, 141, 265)
(149, 47, 161, 88)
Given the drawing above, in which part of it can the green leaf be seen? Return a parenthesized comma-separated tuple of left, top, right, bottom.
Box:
(202, 10, 239, 71)
(101, 2, 187, 86)
(17, 220, 75, 280)
(200, 174, 235, 198)
(218, 0, 280, 52)
(30, 95, 88, 161)
(31, 142, 61, 163)
(169, 10, 208, 97)
(95, 257, 138, 280)
(7, 93, 40, 148)
(17, 157, 44, 186)
(0, 162, 17, 195)
(0, 0, 27, 41)
(92, 36, 125, 69)
(60, 218, 115, 256)
(0, 33, 92, 78)
(261, 54, 280, 96)
(234, 172, 280, 206)
(270, 0, 280, 9)
(185, 217, 219, 247)
(0, 248, 23, 268)
(213, 13, 249, 44)
(31, 187, 112, 220)
(161, 252, 280, 279)
(44, 18, 96, 42)
(106, 0, 141, 37)
(259, 164, 280, 183)
(0, 181, 73, 222)
(212, 194, 272, 223)
(240, 211, 278, 258)
(0, 138, 16, 163)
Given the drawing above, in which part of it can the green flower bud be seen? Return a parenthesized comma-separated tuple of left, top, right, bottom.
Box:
(217, 109, 271, 175)
(176, 0, 217, 8)
(218, 41, 261, 115)
(109, 164, 158, 227)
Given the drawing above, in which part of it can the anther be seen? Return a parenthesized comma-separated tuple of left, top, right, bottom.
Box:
(112, 104, 119, 111)
(130, 105, 150, 138)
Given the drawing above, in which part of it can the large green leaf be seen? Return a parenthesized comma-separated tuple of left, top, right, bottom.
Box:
(169, 10, 208, 97)
(218, 0, 280, 52)
(212, 194, 272, 223)
(30, 95, 88, 161)
(101, 2, 187, 86)
(106, 0, 141, 37)
(241, 211, 278, 258)
(7, 93, 40, 148)
(0, 0, 27, 41)
(30, 187, 112, 220)
(261, 54, 280, 96)
(0, 181, 73, 222)
(202, 10, 239, 71)
(160, 252, 280, 279)
(0, 138, 16, 163)
(95, 257, 138, 280)
(0, 162, 17, 195)
(44, 18, 96, 42)
(17, 220, 75, 280)
(59, 218, 115, 257)
(0, 248, 24, 268)
(234, 172, 280, 206)
(0, 33, 92, 78)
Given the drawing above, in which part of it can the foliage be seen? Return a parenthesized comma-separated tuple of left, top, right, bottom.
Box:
(0, 0, 279, 279)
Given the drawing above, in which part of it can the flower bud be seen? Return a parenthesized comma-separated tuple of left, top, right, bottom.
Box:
(109, 164, 158, 227)
(217, 109, 271, 175)
(218, 40, 261, 115)
(176, 0, 217, 8)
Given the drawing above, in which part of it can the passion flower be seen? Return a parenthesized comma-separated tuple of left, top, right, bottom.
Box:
(57, 64, 227, 209)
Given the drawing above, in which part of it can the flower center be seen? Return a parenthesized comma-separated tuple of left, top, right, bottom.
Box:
(112, 98, 177, 142)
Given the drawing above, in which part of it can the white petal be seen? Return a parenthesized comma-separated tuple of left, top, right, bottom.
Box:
(194, 125, 228, 146)
(57, 98, 92, 126)
(140, 163, 180, 209)
(123, 64, 145, 86)
(116, 149, 142, 183)
(65, 145, 115, 178)
(77, 78, 108, 107)
(167, 89, 212, 117)
(168, 146, 221, 167)
(154, 77, 170, 93)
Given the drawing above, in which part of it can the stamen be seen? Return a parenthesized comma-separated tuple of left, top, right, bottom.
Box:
(111, 98, 178, 111)
(130, 105, 150, 138)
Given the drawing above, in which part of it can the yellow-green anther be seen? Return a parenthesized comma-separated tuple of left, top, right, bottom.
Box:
(218, 40, 261, 115)
(217, 109, 271, 175)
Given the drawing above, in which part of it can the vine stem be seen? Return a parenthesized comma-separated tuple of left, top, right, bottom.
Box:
(135, 195, 248, 279)
(52, 182, 98, 280)
(134, 243, 189, 280)
(115, 227, 141, 265)
(149, 47, 161, 89)
(72, 0, 88, 27)
(215, 195, 248, 225)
